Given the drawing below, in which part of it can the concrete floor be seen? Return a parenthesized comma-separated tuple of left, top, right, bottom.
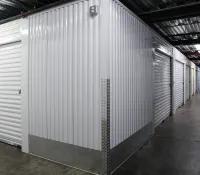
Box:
(0, 142, 90, 175)
(1, 94, 200, 175)
(113, 94, 200, 175)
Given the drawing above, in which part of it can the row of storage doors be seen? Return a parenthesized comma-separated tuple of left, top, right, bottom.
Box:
(154, 49, 186, 127)
(0, 41, 195, 146)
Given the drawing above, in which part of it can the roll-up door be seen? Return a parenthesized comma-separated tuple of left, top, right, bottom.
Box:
(196, 70, 198, 93)
(198, 70, 200, 92)
(175, 61, 184, 109)
(186, 66, 190, 100)
(0, 42, 22, 146)
(192, 68, 195, 95)
(154, 50, 171, 127)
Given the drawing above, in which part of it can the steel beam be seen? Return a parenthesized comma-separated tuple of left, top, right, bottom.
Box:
(168, 32, 200, 38)
(138, 2, 200, 23)
(171, 39, 200, 46)
(189, 57, 200, 60)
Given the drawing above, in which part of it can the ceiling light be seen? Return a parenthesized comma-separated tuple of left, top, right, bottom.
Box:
(195, 44, 200, 50)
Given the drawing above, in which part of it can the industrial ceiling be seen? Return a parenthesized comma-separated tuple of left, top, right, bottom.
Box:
(1, 0, 200, 65)
(120, 0, 200, 66)
(0, 0, 65, 21)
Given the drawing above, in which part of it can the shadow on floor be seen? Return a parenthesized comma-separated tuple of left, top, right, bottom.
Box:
(0, 142, 90, 175)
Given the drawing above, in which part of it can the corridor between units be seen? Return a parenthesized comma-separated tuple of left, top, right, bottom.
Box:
(1, 0, 200, 175)
(113, 94, 200, 175)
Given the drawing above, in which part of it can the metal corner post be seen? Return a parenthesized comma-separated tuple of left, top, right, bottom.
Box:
(21, 18, 29, 153)
(100, 0, 111, 174)
(101, 79, 111, 175)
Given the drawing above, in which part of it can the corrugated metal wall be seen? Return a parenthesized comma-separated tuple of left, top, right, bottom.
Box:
(109, 0, 153, 149)
(28, 0, 101, 150)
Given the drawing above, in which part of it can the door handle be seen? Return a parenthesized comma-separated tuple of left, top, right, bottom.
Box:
(18, 89, 21, 94)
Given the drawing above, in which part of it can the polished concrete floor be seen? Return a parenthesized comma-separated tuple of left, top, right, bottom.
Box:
(113, 94, 200, 175)
(0, 142, 89, 175)
(1, 94, 200, 175)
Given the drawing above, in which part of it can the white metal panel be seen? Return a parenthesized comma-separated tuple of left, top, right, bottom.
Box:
(109, 0, 153, 149)
(154, 50, 171, 127)
(0, 20, 21, 46)
(186, 66, 190, 100)
(175, 61, 184, 109)
(29, 0, 101, 150)
(0, 42, 22, 146)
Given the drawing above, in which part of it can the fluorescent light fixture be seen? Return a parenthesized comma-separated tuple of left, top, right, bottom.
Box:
(195, 44, 200, 50)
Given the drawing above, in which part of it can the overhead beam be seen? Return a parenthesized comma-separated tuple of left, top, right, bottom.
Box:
(168, 32, 200, 37)
(171, 39, 200, 46)
(138, 2, 200, 23)
(189, 57, 200, 60)
(185, 51, 200, 57)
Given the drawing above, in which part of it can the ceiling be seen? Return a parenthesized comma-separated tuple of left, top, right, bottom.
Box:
(0, 0, 200, 65)
(0, 0, 63, 21)
(120, 0, 200, 66)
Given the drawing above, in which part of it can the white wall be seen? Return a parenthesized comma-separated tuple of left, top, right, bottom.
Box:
(109, 0, 154, 149)
(28, 0, 101, 150)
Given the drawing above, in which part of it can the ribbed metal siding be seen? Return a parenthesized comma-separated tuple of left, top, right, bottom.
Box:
(29, 0, 101, 150)
(154, 50, 171, 127)
(0, 20, 21, 45)
(175, 61, 184, 109)
(186, 66, 190, 100)
(109, 0, 153, 149)
(0, 42, 22, 146)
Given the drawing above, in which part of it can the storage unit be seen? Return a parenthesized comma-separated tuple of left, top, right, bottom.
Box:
(175, 61, 184, 109)
(197, 67, 200, 92)
(186, 65, 190, 100)
(196, 69, 198, 93)
(198, 68, 200, 92)
(0, 20, 22, 146)
(192, 68, 195, 95)
(154, 48, 171, 127)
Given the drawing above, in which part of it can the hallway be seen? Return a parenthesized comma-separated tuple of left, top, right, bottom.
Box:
(113, 93, 200, 175)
